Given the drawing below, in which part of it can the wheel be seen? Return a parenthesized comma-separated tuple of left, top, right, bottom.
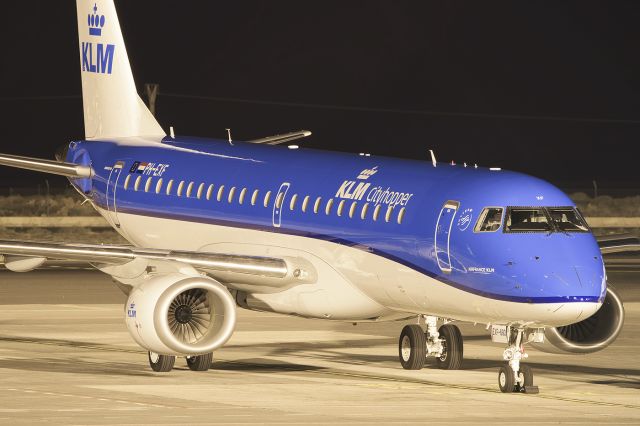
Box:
(517, 365, 534, 391)
(398, 324, 426, 370)
(436, 323, 463, 370)
(498, 364, 516, 393)
(148, 351, 176, 372)
(186, 353, 213, 371)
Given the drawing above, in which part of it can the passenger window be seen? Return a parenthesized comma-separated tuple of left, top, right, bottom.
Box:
(264, 191, 272, 207)
(504, 207, 551, 233)
(186, 181, 194, 198)
(217, 185, 225, 202)
(251, 189, 259, 205)
(349, 201, 357, 218)
(385, 206, 393, 222)
(166, 179, 174, 195)
(197, 183, 205, 199)
(302, 196, 310, 213)
(177, 180, 185, 197)
(206, 184, 214, 200)
(337, 200, 345, 216)
(361, 203, 369, 220)
(290, 194, 298, 211)
(144, 176, 153, 192)
(397, 207, 406, 224)
(239, 188, 247, 204)
(325, 199, 334, 215)
(373, 204, 381, 221)
(134, 175, 142, 191)
(123, 174, 131, 190)
(314, 197, 322, 214)
(474, 208, 503, 232)
(155, 178, 163, 194)
(275, 192, 284, 209)
(547, 207, 589, 232)
(228, 187, 236, 203)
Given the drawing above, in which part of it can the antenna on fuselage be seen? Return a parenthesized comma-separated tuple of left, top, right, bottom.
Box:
(169, 126, 175, 139)
(429, 149, 436, 167)
(226, 128, 233, 146)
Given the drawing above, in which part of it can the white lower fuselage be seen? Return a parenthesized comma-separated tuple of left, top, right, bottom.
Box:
(102, 208, 600, 328)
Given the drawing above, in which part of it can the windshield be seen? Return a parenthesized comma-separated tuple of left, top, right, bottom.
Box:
(504, 207, 552, 232)
(547, 207, 590, 232)
(504, 206, 589, 233)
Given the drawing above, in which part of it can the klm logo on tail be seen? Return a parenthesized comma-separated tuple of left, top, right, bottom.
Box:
(82, 4, 115, 74)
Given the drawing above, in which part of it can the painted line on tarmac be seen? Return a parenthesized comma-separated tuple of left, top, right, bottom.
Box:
(3, 387, 174, 410)
(0, 335, 142, 354)
(214, 357, 640, 411)
(3, 334, 639, 412)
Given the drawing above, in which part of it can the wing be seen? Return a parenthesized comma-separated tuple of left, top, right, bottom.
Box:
(246, 130, 311, 145)
(0, 239, 316, 292)
(0, 153, 91, 178)
(597, 234, 640, 254)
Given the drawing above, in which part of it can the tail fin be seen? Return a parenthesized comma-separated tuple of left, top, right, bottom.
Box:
(76, 0, 165, 140)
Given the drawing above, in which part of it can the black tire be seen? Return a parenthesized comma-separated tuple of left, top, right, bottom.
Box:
(517, 365, 533, 391)
(498, 364, 516, 393)
(398, 324, 426, 370)
(187, 353, 213, 371)
(148, 351, 176, 372)
(436, 323, 463, 370)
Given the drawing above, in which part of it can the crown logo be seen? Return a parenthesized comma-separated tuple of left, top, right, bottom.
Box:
(87, 3, 105, 36)
(357, 166, 378, 180)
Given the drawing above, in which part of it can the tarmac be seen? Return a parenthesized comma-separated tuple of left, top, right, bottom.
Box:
(0, 261, 638, 425)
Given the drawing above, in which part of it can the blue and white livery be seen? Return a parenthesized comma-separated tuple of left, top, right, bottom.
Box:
(0, 0, 625, 393)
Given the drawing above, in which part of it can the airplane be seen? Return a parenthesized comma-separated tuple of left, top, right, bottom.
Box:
(0, 0, 627, 393)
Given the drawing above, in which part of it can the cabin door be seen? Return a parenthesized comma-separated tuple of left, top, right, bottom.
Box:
(272, 182, 290, 228)
(435, 200, 460, 273)
(106, 161, 124, 228)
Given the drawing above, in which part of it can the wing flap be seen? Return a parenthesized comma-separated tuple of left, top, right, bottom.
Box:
(0, 240, 316, 290)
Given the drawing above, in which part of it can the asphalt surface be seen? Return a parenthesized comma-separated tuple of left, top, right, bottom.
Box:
(0, 260, 638, 425)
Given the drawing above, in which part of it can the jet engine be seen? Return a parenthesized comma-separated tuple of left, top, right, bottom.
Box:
(532, 286, 624, 354)
(124, 273, 236, 355)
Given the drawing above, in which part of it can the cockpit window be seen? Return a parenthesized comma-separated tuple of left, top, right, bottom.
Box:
(503, 206, 589, 233)
(547, 207, 589, 232)
(474, 207, 503, 232)
(504, 207, 552, 233)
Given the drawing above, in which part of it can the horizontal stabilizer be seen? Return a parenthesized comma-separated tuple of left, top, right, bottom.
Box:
(247, 130, 311, 145)
(0, 153, 92, 178)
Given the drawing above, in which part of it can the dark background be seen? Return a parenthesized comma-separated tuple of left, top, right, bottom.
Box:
(1, 1, 638, 195)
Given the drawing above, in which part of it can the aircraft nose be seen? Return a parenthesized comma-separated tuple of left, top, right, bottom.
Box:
(546, 262, 605, 302)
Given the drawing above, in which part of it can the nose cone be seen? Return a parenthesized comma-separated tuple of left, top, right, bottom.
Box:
(505, 233, 606, 304)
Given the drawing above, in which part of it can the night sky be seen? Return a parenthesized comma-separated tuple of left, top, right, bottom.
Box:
(1, 1, 639, 194)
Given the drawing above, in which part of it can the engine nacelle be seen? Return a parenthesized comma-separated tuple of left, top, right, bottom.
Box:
(532, 286, 624, 354)
(125, 273, 236, 356)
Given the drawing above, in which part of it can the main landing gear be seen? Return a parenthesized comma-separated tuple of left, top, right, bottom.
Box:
(148, 351, 214, 372)
(498, 328, 538, 394)
(398, 316, 463, 371)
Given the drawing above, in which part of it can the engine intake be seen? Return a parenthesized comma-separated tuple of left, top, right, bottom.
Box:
(125, 273, 236, 355)
(533, 286, 624, 354)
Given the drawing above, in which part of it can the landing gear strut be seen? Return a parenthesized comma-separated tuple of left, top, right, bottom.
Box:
(498, 328, 538, 393)
(398, 316, 463, 370)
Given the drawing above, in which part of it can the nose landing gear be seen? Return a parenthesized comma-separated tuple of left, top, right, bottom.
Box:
(499, 328, 538, 393)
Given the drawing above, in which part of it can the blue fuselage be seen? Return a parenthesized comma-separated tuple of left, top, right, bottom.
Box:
(66, 136, 606, 307)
